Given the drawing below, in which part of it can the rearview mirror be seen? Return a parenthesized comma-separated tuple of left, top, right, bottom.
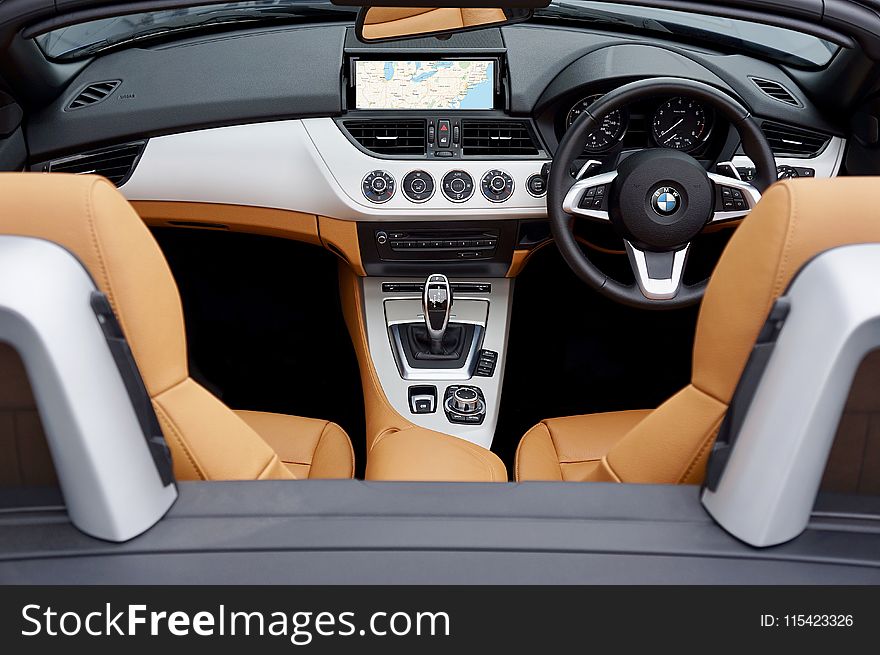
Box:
(355, 6, 533, 43)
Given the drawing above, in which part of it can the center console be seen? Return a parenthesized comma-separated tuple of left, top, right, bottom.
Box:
(360, 274, 512, 449)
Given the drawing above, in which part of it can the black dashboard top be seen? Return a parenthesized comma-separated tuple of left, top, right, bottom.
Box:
(26, 21, 842, 161)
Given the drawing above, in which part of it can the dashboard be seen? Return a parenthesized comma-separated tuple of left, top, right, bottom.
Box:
(26, 22, 847, 235)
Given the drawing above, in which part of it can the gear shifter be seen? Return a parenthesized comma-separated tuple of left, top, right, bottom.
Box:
(423, 273, 452, 354)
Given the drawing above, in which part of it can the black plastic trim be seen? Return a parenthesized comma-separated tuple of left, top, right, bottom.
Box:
(704, 297, 791, 492)
(90, 292, 175, 487)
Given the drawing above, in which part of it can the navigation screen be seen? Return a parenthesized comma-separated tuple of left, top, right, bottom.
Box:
(354, 60, 495, 110)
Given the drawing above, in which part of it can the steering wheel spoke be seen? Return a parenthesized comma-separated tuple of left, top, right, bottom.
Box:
(561, 170, 617, 221)
(707, 171, 762, 223)
(625, 241, 690, 301)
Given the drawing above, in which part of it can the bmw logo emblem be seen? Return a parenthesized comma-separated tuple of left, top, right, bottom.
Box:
(652, 187, 681, 216)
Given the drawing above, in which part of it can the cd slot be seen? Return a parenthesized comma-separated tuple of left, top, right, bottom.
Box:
(375, 229, 500, 261)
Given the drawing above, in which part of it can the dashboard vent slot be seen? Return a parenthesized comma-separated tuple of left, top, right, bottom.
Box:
(343, 120, 426, 155)
(761, 122, 831, 158)
(461, 120, 539, 156)
(749, 77, 801, 107)
(46, 141, 146, 187)
(66, 81, 121, 111)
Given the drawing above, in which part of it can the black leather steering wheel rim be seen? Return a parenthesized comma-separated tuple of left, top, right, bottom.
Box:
(549, 77, 777, 310)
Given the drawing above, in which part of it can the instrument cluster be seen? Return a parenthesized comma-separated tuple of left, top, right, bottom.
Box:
(561, 93, 717, 154)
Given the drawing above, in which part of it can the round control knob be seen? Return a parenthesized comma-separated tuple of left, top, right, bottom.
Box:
(402, 170, 435, 203)
(441, 170, 475, 203)
(362, 170, 395, 204)
(451, 387, 480, 414)
(480, 169, 514, 203)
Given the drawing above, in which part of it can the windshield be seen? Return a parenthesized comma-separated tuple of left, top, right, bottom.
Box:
(36, 1, 357, 60)
(537, 1, 839, 67)
(36, 0, 838, 67)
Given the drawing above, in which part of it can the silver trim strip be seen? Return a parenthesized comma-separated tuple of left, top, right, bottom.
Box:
(732, 136, 846, 180)
(119, 120, 843, 222)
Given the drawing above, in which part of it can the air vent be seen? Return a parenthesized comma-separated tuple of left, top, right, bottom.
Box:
(461, 120, 539, 157)
(46, 141, 146, 187)
(750, 77, 802, 107)
(761, 122, 832, 158)
(343, 120, 426, 155)
(66, 81, 121, 111)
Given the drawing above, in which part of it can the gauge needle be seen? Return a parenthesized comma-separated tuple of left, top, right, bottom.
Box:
(659, 119, 683, 138)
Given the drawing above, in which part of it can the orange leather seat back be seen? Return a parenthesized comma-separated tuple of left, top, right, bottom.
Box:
(589, 178, 880, 483)
(0, 173, 293, 480)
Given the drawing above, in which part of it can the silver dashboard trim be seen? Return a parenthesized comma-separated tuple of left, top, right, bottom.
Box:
(120, 118, 549, 221)
(732, 136, 846, 180)
(120, 119, 843, 222)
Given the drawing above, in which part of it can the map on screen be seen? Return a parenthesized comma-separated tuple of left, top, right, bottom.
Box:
(355, 60, 495, 110)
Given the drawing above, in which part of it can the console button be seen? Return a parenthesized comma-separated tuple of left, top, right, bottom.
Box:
(402, 170, 435, 203)
(441, 170, 475, 202)
(526, 173, 546, 197)
(362, 170, 395, 203)
(443, 385, 486, 425)
(480, 169, 514, 203)
(438, 120, 451, 148)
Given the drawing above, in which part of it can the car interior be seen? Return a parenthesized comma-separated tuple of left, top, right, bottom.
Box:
(1, 0, 880, 503)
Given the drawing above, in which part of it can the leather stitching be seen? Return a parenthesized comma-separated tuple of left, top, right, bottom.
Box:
(153, 398, 205, 481)
(678, 415, 725, 484)
(312, 422, 355, 479)
(516, 423, 562, 481)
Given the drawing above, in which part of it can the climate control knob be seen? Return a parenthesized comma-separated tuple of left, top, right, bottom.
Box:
(402, 170, 435, 203)
(481, 169, 514, 203)
(441, 170, 475, 203)
(362, 170, 395, 203)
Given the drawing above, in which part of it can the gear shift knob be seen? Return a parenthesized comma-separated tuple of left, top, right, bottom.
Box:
(423, 274, 452, 354)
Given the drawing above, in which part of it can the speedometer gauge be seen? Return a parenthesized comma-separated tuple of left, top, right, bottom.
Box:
(566, 94, 627, 152)
(652, 97, 709, 151)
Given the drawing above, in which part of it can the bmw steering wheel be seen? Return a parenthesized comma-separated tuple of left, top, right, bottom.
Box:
(549, 77, 777, 309)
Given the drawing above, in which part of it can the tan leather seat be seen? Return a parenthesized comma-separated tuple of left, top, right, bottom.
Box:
(0, 173, 353, 481)
(517, 178, 880, 484)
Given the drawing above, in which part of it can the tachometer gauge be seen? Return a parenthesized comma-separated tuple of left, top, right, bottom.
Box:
(566, 94, 627, 152)
(652, 97, 709, 151)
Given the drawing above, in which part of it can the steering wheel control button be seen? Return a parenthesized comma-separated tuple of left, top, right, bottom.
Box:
(579, 184, 608, 210)
(474, 349, 498, 377)
(651, 186, 681, 216)
(717, 185, 749, 212)
(441, 170, 475, 203)
(480, 169, 514, 203)
(402, 170, 435, 203)
(443, 385, 486, 425)
(362, 170, 395, 204)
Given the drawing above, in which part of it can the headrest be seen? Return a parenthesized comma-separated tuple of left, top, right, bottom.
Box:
(694, 177, 880, 403)
(0, 173, 187, 396)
